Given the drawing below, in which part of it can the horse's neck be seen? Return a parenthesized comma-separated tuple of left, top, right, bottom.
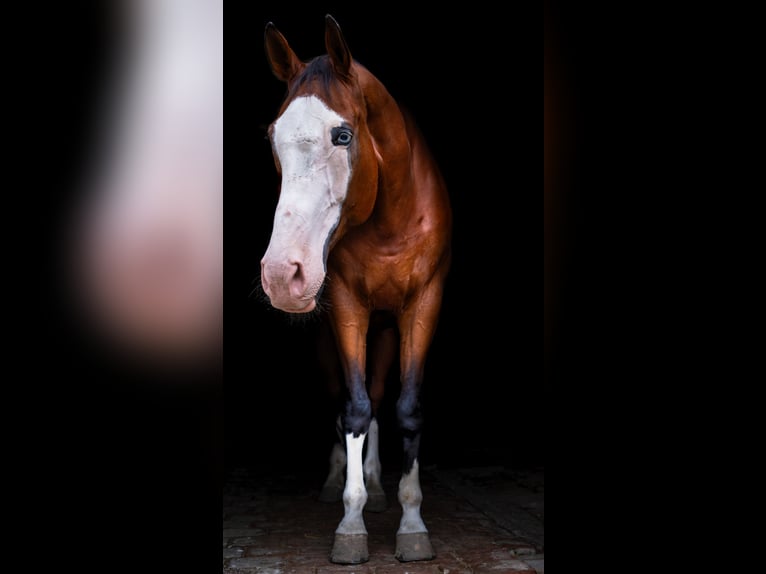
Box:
(358, 67, 415, 226)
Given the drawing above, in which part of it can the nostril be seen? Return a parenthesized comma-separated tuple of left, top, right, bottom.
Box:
(288, 260, 306, 299)
(261, 257, 309, 303)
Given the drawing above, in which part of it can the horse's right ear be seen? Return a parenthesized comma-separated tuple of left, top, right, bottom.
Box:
(325, 14, 352, 78)
(264, 22, 305, 83)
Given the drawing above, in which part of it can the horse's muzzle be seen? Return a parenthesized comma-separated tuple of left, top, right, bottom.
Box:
(261, 258, 318, 313)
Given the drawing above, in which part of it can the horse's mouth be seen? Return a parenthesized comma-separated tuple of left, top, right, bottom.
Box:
(274, 298, 317, 314)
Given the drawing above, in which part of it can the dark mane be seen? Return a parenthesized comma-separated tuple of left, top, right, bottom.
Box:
(288, 55, 351, 100)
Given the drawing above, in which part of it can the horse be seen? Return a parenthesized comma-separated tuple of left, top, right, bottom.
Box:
(260, 15, 452, 564)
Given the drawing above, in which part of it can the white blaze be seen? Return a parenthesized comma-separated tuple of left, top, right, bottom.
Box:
(262, 96, 351, 309)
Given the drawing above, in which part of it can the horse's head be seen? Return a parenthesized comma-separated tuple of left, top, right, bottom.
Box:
(260, 15, 379, 313)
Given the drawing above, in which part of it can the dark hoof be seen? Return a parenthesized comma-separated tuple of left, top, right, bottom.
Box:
(318, 484, 343, 503)
(395, 532, 435, 562)
(364, 491, 388, 513)
(330, 533, 369, 564)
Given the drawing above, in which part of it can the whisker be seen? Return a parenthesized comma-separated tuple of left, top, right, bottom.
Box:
(248, 277, 270, 304)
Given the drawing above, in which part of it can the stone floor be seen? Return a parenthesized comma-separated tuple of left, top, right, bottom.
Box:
(223, 465, 544, 573)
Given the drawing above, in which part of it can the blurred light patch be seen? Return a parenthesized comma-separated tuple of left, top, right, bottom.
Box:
(67, 0, 222, 371)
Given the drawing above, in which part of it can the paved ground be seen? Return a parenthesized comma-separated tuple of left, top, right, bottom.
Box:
(223, 465, 544, 573)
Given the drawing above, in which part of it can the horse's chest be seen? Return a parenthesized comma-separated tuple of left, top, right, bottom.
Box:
(329, 242, 426, 310)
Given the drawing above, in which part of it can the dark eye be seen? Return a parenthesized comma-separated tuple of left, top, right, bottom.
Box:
(331, 126, 353, 146)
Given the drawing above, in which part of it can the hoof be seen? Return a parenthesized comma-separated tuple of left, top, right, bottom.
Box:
(364, 491, 388, 513)
(318, 484, 343, 503)
(330, 533, 369, 564)
(395, 532, 435, 562)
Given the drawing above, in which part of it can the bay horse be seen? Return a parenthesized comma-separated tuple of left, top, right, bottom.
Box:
(260, 15, 452, 564)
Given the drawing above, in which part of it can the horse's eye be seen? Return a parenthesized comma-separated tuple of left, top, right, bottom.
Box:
(331, 127, 353, 146)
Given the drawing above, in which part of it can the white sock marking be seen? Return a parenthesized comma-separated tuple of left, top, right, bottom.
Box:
(398, 459, 428, 534)
(363, 419, 383, 493)
(335, 432, 368, 535)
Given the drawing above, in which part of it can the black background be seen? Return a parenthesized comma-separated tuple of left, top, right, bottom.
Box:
(6, 3, 569, 572)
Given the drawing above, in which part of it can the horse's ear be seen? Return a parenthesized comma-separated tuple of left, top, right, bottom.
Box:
(325, 14, 352, 77)
(264, 22, 304, 83)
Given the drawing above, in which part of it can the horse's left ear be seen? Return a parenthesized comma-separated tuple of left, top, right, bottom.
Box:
(325, 14, 352, 77)
(265, 22, 305, 83)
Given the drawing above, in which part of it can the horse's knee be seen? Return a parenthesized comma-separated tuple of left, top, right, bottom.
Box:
(344, 395, 372, 437)
(396, 393, 422, 434)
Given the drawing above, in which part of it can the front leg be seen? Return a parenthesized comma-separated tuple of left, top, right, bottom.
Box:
(393, 279, 445, 562)
(332, 429, 369, 564)
(329, 298, 372, 564)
